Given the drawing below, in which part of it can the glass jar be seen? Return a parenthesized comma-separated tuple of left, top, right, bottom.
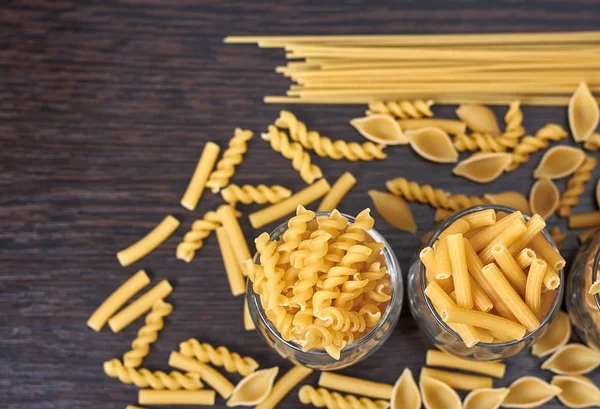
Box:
(247, 212, 403, 370)
(566, 229, 600, 349)
(408, 204, 564, 360)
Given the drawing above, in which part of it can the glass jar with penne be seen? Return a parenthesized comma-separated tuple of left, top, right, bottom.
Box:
(566, 229, 600, 349)
(408, 205, 565, 360)
(245, 207, 403, 370)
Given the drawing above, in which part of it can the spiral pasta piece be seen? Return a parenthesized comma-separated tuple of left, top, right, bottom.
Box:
(103, 359, 202, 390)
(266, 305, 295, 341)
(496, 100, 526, 148)
(123, 300, 173, 368)
(507, 123, 568, 172)
(221, 184, 292, 205)
(275, 111, 386, 161)
(205, 128, 253, 192)
(316, 307, 367, 333)
(299, 385, 389, 409)
(262, 125, 323, 184)
(279, 206, 317, 253)
(366, 99, 434, 119)
(176, 210, 221, 263)
(291, 233, 332, 309)
(558, 156, 598, 216)
(385, 177, 485, 210)
(584, 133, 600, 151)
(178, 339, 259, 376)
(453, 132, 506, 153)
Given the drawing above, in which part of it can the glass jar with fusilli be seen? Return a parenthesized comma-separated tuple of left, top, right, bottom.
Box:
(245, 206, 403, 370)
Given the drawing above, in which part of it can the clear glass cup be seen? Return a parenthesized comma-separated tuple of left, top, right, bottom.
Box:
(247, 212, 403, 370)
(566, 229, 600, 349)
(407, 204, 564, 360)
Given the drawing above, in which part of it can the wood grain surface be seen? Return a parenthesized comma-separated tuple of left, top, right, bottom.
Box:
(2, 1, 600, 408)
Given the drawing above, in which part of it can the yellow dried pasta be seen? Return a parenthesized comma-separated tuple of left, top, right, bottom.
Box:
(221, 184, 292, 205)
(179, 338, 259, 376)
(117, 215, 180, 267)
(318, 172, 356, 212)
(350, 114, 408, 145)
(420, 367, 492, 391)
(558, 155, 597, 216)
(391, 368, 420, 409)
(529, 178, 560, 220)
(406, 127, 458, 163)
(531, 310, 571, 357)
(541, 344, 600, 375)
(533, 146, 586, 179)
(206, 128, 254, 193)
(176, 209, 222, 263)
(456, 104, 501, 136)
(257, 366, 313, 409)
(299, 385, 390, 409)
(569, 81, 599, 142)
(227, 367, 279, 407)
(420, 375, 462, 409)
(552, 375, 600, 408)
(386, 177, 485, 210)
(104, 358, 202, 390)
(319, 372, 392, 400)
(169, 351, 235, 399)
(180, 142, 220, 210)
(366, 99, 434, 119)
(138, 390, 216, 406)
(495, 100, 526, 148)
(452, 152, 511, 183)
(463, 388, 509, 409)
(453, 132, 505, 153)
(502, 376, 561, 409)
(507, 123, 568, 171)
(368, 190, 417, 233)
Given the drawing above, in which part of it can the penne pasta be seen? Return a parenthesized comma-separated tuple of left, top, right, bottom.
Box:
(526, 258, 548, 317)
(447, 233, 472, 309)
(462, 209, 497, 229)
(180, 142, 221, 210)
(516, 248, 536, 270)
(420, 367, 493, 391)
(529, 234, 566, 271)
(491, 244, 527, 297)
(470, 211, 524, 252)
(425, 349, 506, 378)
(568, 210, 600, 229)
(441, 306, 527, 341)
(318, 372, 393, 400)
(216, 227, 246, 296)
(218, 205, 252, 272)
(438, 219, 471, 241)
(470, 276, 494, 312)
(478, 217, 527, 264)
(507, 214, 546, 256)
(434, 237, 452, 280)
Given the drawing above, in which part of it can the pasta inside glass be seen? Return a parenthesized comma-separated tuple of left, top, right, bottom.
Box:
(247, 212, 403, 370)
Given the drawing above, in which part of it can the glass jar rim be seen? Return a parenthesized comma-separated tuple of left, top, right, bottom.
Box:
(421, 204, 565, 348)
(591, 241, 600, 311)
(247, 211, 403, 358)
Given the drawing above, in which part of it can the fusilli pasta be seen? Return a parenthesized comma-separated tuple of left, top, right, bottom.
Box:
(206, 128, 253, 192)
(178, 339, 259, 376)
(496, 100, 526, 148)
(558, 156, 598, 216)
(453, 132, 506, 153)
(507, 123, 568, 171)
(299, 385, 389, 409)
(366, 99, 434, 119)
(176, 210, 221, 263)
(104, 359, 202, 390)
(221, 184, 292, 205)
(385, 177, 485, 210)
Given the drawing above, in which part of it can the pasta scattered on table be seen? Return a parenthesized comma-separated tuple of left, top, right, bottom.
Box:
(558, 155, 597, 216)
(568, 81, 599, 142)
(138, 390, 216, 406)
(551, 375, 600, 409)
(178, 338, 259, 376)
(456, 104, 501, 136)
(496, 100, 526, 148)
(529, 178, 560, 220)
(541, 343, 600, 375)
(318, 372, 393, 400)
(104, 358, 203, 390)
(368, 190, 417, 233)
(176, 209, 222, 263)
(221, 184, 292, 205)
(533, 145, 585, 179)
(453, 132, 505, 153)
(169, 351, 235, 399)
(350, 114, 408, 145)
(452, 152, 511, 183)
(386, 177, 485, 210)
(366, 99, 434, 119)
(406, 127, 458, 163)
(227, 367, 279, 407)
(298, 385, 390, 409)
(256, 365, 313, 409)
(420, 375, 462, 409)
(390, 368, 420, 409)
(462, 388, 510, 409)
(425, 349, 505, 378)
(531, 310, 571, 357)
(117, 215, 180, 267)
(502, 376, 561, 409)
(181, 142, 221, 210)
(317, 172, 356, 212)
(419, 367, 492, 391)
(507, 123, 568, 172)
(206, 128, 254, 193)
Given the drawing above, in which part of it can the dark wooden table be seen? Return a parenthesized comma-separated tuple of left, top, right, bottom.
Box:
(2, 1, 600, 408)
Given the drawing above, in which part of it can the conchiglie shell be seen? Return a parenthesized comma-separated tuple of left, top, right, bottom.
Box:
(552, 375, 600, 408)
(406, 127, 458, 163)
(456, 104, 501, 136)
(483, 191, 530, 214)
(541, 344, 600, 375)
(369, 190, 417, 233)
(529, 178, 559, 220)
(452, 152, 511, 183)
(463, 388, 509, 409)
(226, 367, 279, 407)
(569, 82, 599, 142)
(420, 375, 461, 409)
(502, 376, 562, 408)
(391, 368, 421, 409)
(531, 310, 571, 358)
(350, 114, 408, 145)
(533, 146, 586, 179)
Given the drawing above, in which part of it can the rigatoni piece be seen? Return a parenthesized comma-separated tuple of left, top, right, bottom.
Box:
(421, 246, 454, 293)
(420, 367, 493, 391)
(439, 219, 471, 241)
(447, 233, 472, 309)
(470, 277, 494, 312)
(440, 306, 527, 341)
(470, 211, 524, 252)
(527, 258, 548, 317)
(462, 209, 497, 229)
(481, 264, 540, 332)
(434, 237, 452, 279)
(543, 268, 561, 291)
(478, 217, 527, 264)
(507, 214, 546, 256)
(426, 349, 506, 378)
(529, 234, 566, 271)
(516, 248, 536, 270)
(491, 244, 527, 297)
(138, 390, 216, 406)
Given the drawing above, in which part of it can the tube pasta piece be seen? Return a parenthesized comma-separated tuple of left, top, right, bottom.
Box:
(138, 390, 216, 406)
(434, 237, 452, 280)
(221, 184, 292, 205)
(491, 244, 527, 297)
(318, 372, 393, 400)
(438, 219, 470, 241)
(104, 359, 203, 390)
(180, 142, 221, 210)
(206, 128, 253, 193)
(507, 214, 546, 256)
(243, 297, 255, 330)
(405, 127, 458, 163)
(419, 375, 462, 409)
(262, 125, 323, 184)
(441, 306, 527, 341)
(366, 99, 434, 119)
(299, 385, 390, 409)
(420, 368, 492, 391)
(463, 209, 496, 229)
(481, 263, 539, 331)
(525, 258, 547, 317)
(569, 82, 599, 142)
(123, 300, 172, 368)
(541, 344, 600, 375)
(87, 270, 150, 331)
(533, 146, 586, 179)
(217, 205, 251, 271)
(227, 367, 279, 407)
(169, 351, 236, 399)
(453, 152, 511, 184)
(470, 211, 524, 252)
(479, 217, 527, 264)
(386, 177, 486, 211)
(424, 282, 480, 347)
(568, 210, 600, 229)
(397, 118, 466, 136)
(456, 104, 501, 136)
(391, 368, 420, 409)
(463, 388, 509, 409)
(179, 338, 259, 377)
(507, 123, 568, 172)
(350, 114, 407, 145)
(529, 234, 566, 271)
(368, 190, 417, 233)
(216, 227, 246, 296)
(249, 178, 331, 229)
(552, 375, 600, 408)
(425, 349, 505, 378)
(126, 406, 147, 409)
(529, 178, 559, 220)
(447, 233, 472, 309)
(318, 172, 356, 212)
(549, 227, 567, 250)
(470, 277, 494, 312)
(108, 280, 173, 333)
(257, 366, 313, 409)
(117, 215, 180, 267)
(483, 192, 530, 214)
(532, 310, 571, 357)
(502, 376, 562, 409)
